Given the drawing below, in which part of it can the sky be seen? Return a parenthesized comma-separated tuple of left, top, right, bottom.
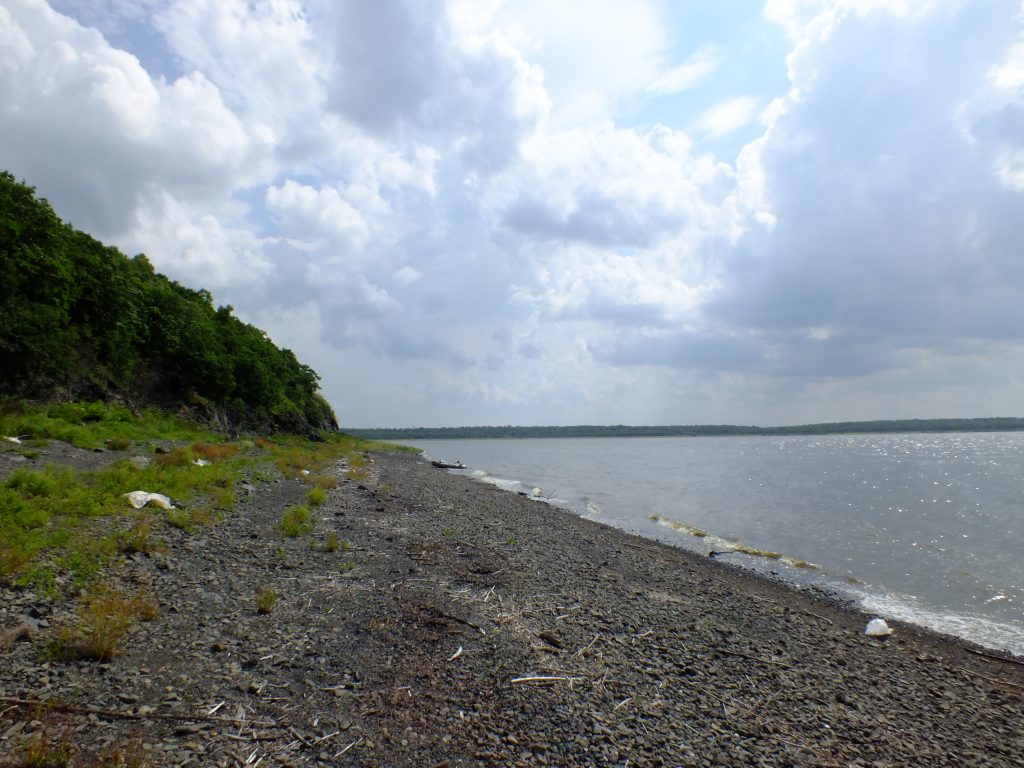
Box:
(2, 0, 1023, 428)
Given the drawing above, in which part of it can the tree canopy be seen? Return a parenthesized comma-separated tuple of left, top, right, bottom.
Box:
(0, 171, 337, 434)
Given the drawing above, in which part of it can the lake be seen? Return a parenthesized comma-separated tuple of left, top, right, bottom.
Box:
(400, 432, 1024, 655)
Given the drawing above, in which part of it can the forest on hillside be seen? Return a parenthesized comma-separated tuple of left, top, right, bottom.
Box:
(0, 171, 336, 434)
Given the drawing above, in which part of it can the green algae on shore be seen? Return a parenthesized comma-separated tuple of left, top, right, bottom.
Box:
(649, 513, 820, 569)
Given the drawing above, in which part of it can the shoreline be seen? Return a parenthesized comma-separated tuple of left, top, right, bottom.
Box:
(417, 437, 1024, 661)
(2, 447, 1022, 766)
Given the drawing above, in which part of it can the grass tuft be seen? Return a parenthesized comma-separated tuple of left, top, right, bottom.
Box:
(306, 486, 326, 507)
(279, 505, 313, 538)
(255, 586, 276, 615)
(45, 587, 154, 662)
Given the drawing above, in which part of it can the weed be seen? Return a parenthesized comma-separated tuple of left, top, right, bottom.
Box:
(118, 519, 154, 554)
(306, 487, 326, 507)
(339, 560, 356, 573)
(17, 565, 56, 597)
(442, 527, 456, 538)
(505, 535, 518, 546)
(313, 474, 338, 490)
(279, 505, 313, 538)
(21, 450, 41, 460)
(17, 716, 73, 768)
(46, 587, 150, 662)
(323, 531, 341, 552)
(211, 484, 234, 510)
(345, 468, 368, 482)
(105, 436, 131, 451)
(190, 442, 237, 462)
(87, 739, 153, 768)
(255, 587, 276, 614)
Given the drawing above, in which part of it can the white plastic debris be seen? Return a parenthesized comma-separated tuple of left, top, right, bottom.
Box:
(192, 458, 210, 466)
(3, 436, 22, 444)
(123, 491, 174, 510)
(865, 618, 893, 637)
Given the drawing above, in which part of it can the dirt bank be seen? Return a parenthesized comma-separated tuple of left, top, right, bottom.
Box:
(1, 449, 1022, 767)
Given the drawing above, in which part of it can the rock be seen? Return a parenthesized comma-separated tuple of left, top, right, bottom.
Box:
(129, 456, 152, 469)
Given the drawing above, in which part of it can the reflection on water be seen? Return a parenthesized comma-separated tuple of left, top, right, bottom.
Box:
(404, 432, 1024, 655)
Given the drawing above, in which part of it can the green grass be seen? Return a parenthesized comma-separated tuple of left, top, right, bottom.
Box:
(0, 400, 214, 451)
(279, 505, 313, 538)
(0, 399, 411, 590)
(255, 586, 277, 615)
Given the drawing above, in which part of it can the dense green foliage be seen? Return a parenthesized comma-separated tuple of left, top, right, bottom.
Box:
(347, 417, 1024, 441)
(0, 171, 336, 433)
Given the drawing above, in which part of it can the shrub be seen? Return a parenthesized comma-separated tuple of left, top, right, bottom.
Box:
(306, 487, 326, 507)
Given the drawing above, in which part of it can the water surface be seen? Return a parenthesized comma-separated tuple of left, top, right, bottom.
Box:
(402, 433, 1024, 655)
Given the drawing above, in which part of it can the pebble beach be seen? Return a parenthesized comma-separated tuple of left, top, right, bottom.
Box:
(2, 446, 1022, 767)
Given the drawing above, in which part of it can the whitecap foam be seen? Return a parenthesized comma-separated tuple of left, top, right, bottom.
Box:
(853, 587, 1024, 657)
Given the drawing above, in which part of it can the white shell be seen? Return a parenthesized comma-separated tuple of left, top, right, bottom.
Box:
(865, 618, 893, 636)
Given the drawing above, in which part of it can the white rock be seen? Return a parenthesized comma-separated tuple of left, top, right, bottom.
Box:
(192, 458, 210, 466)
(865, 618, 893, 636)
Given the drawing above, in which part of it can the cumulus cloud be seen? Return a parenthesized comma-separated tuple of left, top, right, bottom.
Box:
(3, 0, 1024, 426)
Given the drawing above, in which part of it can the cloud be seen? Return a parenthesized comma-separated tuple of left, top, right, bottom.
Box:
(4, 0, 1024, 427)
(696, 0, 1024, 383)
(694, 96, 761, 138)
(646, 44, 720, 95)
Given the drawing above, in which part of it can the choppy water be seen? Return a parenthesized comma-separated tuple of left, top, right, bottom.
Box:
(402, 433, 1024, 655)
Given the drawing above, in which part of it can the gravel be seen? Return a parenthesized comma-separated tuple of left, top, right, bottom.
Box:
(1, 448, 1022, 767)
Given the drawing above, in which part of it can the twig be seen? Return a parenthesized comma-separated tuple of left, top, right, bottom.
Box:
(0, 697, 282, 728)
(334, 736, 364, 757)
(575, 634, 601, 658)
(288, 726, 315, 748)
(448, 646, 464, 661)
(511, 676, 570, 684)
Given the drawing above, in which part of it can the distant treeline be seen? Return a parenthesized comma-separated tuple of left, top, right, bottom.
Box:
(346, 418, 1024, 441)
(0, 171, 336, 434)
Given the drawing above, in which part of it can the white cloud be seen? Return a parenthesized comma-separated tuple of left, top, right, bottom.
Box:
(265, 181, 369, 247)
(646, 44, 720, 95)
(4, 0, 1024, 427)
(694, 96, 761, 138)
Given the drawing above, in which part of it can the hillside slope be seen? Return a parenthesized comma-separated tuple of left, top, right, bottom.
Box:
(0, 171, 336, 434)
